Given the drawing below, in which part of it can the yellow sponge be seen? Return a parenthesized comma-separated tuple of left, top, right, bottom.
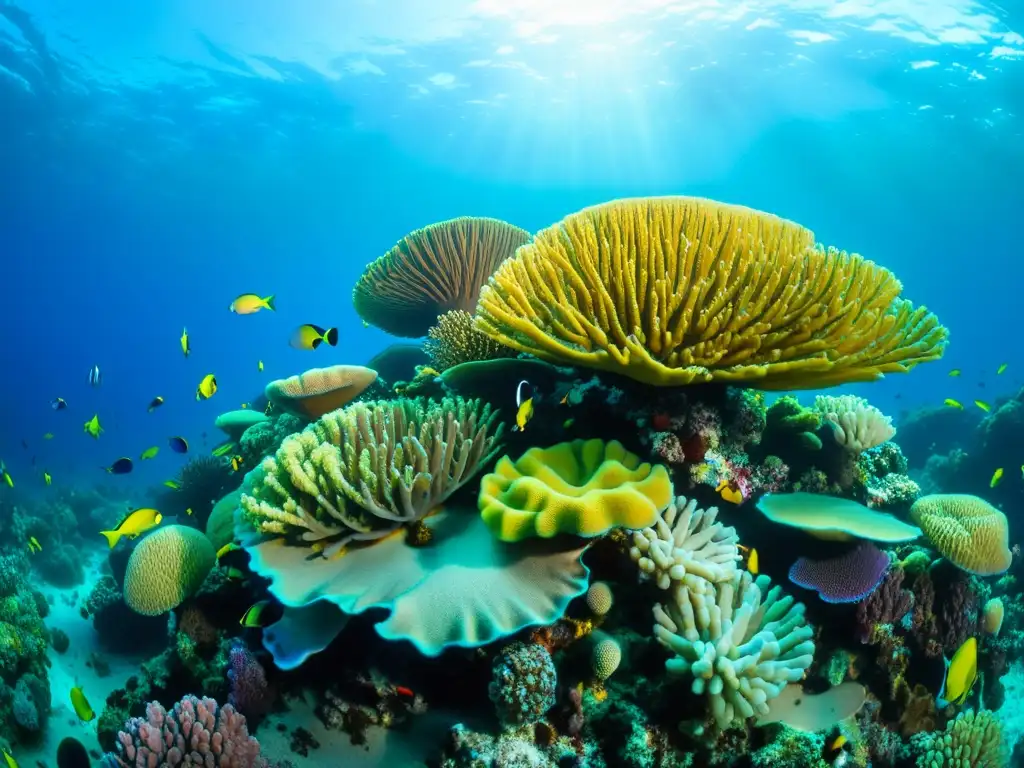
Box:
(910, 494, 1012, 576)
(479, 438, 671, 542)
(123, 525, 216, 616)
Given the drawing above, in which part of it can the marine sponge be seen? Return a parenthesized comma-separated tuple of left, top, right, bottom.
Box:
(653, 570, 815, 731)
(815, 394, 896, 453)
(474, 196, 947, 388)
(913, 709, 1008, 767)
(630, 494, 741, 588)
(354, 216, 531, 337)
(910, 494, 1012, 576)
(425, 309, 516, 371)
(488, 642, 557, 726)
(241, 396, 503, 556)
(479, 438, 671, 542)
(123, 525, 216, 616)
(788, 542, 891, 603)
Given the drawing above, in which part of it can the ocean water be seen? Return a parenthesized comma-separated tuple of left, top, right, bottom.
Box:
(1, 2, 1023, 766)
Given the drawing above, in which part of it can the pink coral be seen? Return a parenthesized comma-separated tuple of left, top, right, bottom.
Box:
(108, 695, 267, 767)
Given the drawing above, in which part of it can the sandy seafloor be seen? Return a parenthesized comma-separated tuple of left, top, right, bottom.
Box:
(16, 550, 453, 767)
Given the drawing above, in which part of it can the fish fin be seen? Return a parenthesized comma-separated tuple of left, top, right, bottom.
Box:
(264, 294, 276, 311)
(325, 327, 339, 346)
(99, 530, 120, 549)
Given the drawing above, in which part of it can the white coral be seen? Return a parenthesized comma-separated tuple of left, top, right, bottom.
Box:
(653, 570, 815, 731)
(814, 394, 895, 453)
(630, 495, 741, 590)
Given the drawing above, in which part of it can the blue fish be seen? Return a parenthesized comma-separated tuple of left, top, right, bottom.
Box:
(88, 365, 101, 387)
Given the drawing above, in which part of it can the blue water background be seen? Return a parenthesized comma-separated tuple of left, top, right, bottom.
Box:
(1, 0, 1022, 501)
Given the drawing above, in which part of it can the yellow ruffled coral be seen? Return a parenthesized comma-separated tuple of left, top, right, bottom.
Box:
(474, 196, 947, 388)
(910, 494, 1012, 576)
(479, 438, 671, 542)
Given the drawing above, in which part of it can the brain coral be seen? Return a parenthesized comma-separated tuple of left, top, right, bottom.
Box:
(479, 438, 672, 542)
(474, 196, 947, 388)
(910, 494, 1012, 576)
(123, 525, 216, 616)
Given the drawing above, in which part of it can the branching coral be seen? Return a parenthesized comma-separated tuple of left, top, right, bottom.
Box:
(425, 309, 517, 370)
(814, 394, 895, 453)
(474, 196, 947, 388)
(653, 570, 815, 731)
(240, 396, 503, 556)
(912, 709, 1008, 767)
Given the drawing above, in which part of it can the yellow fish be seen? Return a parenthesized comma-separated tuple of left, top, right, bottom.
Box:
(27, 536, 41, 554)
(84, 414, 103, 439)
(70, 686, 95, 722)
(991, 468, 1004, 488)
(290, 324, 338, 350)
(230, 455, 245, 472)
(43, 471, 51, 486)
(940, 636, 977, 706)
(997, 363, 1007, 375)
(949, 369, 961, 377)
(217, 542, 241, 559)
(99, 508, 163, 548)
(230, 293, 276, 315)
(513, 380, 534, 432)
(716, 479, 744, 505)
(185, 507, 194, 516)
(258, 360, 264, 372)
(181, 327, 191, 358)
(163, 479, 181, 490)
(823, 732, 847, 762)
(140, 446, 160, 460)
(943, 398, 963, 410)
(738, 544, 759, 574)
(212, 441, 237, 457)
(975, 399, 991, 413)
(3, 749, 19, 768)
(196, 373, 217, 401)
(240, 600, 272, 628)
(43, 432, 53, 440)
(1, 462, 12, 488)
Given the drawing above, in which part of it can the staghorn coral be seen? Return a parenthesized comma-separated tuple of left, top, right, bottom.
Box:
(814, 394, 896, 453)
(425, 309, 517, 370)
(630, 494, 741, 589)
(241, 396, 503, 556)
(354, 216, 531, 337)
(653, 570, 815, 731)
(912, 709, 1008, 767)
(910, 494, 1012, 576)
(474, 196, 947, 388)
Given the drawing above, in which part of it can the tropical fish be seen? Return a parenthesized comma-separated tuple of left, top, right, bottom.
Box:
(27, 536, 41, 554)
(943, 398, 963, 410)
(991, 468, 1004, 488)
(290, 324, 338, 350)
(217, 542, 241, 560)
(716, 479, 744, 505)
(43, 471, 51, 486)
(240, 600, 272, 628)
(997, 363, 1007, 375)
(559, 391, 571, 406)
(140, 446, 159, 460)
(51, 397, 67, 411)
(43, 433, 53, 440)
(185, 507, 193, 516)
(212, 441, 237, 457)
(163, 479, 181, 490)
(168, 436, 189, 454)
(362, 319, 370, 328)
(396, 686, 415, 698)
(948, 369, 961, 377)
(69, 686, 95, 722)
(258, 360, 264, 372)
(230, 293, 276, 315)
(230, 454, 244, 472)
(99, 508, 163, 548)
(939, 636, 977, 706)
(974, 399, 991, 413)
(512, 380, 534, 432)
(822, 732, 847, 763)
(738, 544, 758, 574)
(148, 396, 164, 412)
(2, 748, 19, 768)
(1, 462, 12, 488)
(196, 374, 217, 401)
(181, 327, 191, 358)
(104, 457, 134, 475)
(84, 414, 102, 439)
(88, 365, 101, 387)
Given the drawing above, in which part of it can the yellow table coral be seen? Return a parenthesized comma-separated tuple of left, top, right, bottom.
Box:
(474, 196, 947, 388)
(479, 438, 672, 542)
(910, 494, 1012, 576)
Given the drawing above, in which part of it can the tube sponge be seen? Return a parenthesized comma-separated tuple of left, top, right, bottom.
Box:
(653, 570, 815, 731)
(123, 525, 215, 616)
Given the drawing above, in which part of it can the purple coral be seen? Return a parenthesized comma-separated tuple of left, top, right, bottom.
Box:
(106, 695, 267, 767)
(228, 641, 271, 719)
(789, 542, 891, 604)
(855, 566, 913, 642)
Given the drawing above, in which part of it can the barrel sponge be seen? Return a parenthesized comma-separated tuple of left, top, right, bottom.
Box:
(913, 709, 1007, 767)
(910, 494, 1012, 576)
(653, 570, 815, 731)
(123, 525, 216, 616)
(479, 438, 672, 542)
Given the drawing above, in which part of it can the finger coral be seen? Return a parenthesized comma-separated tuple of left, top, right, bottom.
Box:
(240, 396, 503, 556)
(474, 196, 947, 388)
(815, 394, 896, 453)
(912, 709, 1008, 767)
(910, 494, 1012, 576)
(354, 216, 531, 337)
(653, 570, 815, 731)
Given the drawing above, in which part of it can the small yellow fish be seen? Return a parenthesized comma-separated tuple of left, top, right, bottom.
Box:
(738, 544, 758, 574)
(290, 324, 338, 350)
(185, 507, 193, 516)
(196, 373, 217, 401)
(3, 748, 19, 768)
(212, 441, 237, 457)
(944, 398, 963, 410)
(230, 455, 245, 472)
(513, 380, 534, 432)
(140, 446, 160, 460)
(991, 468, 1004, 488)
(1, 462, 12, 488)
(70, 686, 95, 722)
(941, 636, 978, 706)
(84, 414, 103, 439)
(43, 432, 54, 440)
(27, 536, 41, 554)
(823, 732, 847, 762)
(163, 479, 181, 490)
(230, 293, 276, 315)
(949, 369, 961, 377)
(217, 542, 241, 559)
(997, 363, 1007, 375)
(258, 360, 264, 372)
(241, 402, 249, 409)
(99, 508, 163, 548)
(716, 479, 744, 505)
(975, 400, 991, 413)
(181, 327, 191, 358)
(240, 600, 272, 628)
(148, 396, 164, 412)
(43, 471, 51, 486)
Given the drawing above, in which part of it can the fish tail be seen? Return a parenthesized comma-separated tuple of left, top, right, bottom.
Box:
(263, 294, 276, 311)
(324, 327, 339, 346)
(99, 530, 121, 548)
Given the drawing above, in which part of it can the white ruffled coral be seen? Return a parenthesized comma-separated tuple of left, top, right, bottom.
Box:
(814, 394, 895, 454)
(629, 495, 741, 590)
(652, 570, 815, 731)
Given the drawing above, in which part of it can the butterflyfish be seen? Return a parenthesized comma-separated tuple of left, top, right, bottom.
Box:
(148, 396, 164, 412)
(822, 732, 847, 763)
(181, 327, 191, 358)
(230, 454, 244, 472)
(240, 600, 273, 628)
(84, 414, 103, 439)
(716, 479, 744, 505)
(99, 508, 163, 548)
(975, 399, 991, 413)
(168, 436, 189, 454)
(69, 686, 95, 722)
(196, 374, 217, 401)
(88, 365, 101, 387)
(943, 398, 963, 410)
(140, 446, 159, 460)
(991, 468, 1004, 488)
(290, 324, 338, 350)
(939, 636, 977, 706)
(513, 380, 534, 432)
(104, 457, 134, 475)
(230, 293, 276, 315)
(51, 397, 67, 410)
